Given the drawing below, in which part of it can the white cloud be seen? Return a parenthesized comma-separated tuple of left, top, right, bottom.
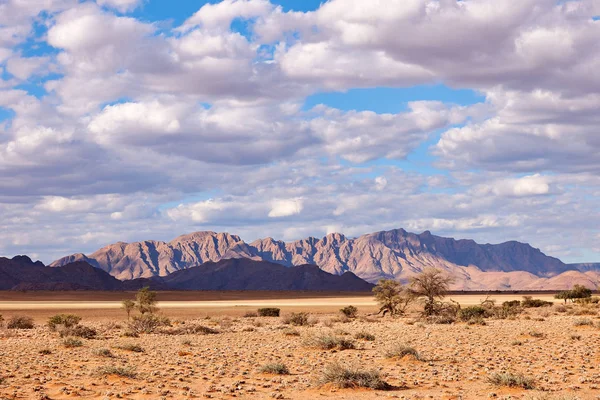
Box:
(268, 198, 303, 218)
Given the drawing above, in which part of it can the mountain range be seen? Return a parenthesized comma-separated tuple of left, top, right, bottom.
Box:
(0, 256, 372, 291)
(50, 229, 600, 290)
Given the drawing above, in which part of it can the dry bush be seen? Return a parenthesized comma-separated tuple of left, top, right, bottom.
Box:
(529, 330, 544, 338)
(114, 343, 144, 353)
(304, 334, 356, 350)
(458, 306, 487, 321)
(385, 344, 421, 360)
(283, 329, 300, 337)
(487, 371, 535, 389)
(319, 362, 390, 390)
(260, 363, 289, 375)
(7, 315, 34, 330)
(62, 337, 83, 348)
(573, 318, 594, 326)
(59, 325, 97, 339)
(94, 365, 137, 378)
(160, 324, 218, 335)
(39, 349, 52, 355)
(283, 312, 310, 326)
(128, 314, 170, 334)
(521, 296, 552, 308)
(467, 317, 487, 326)
(339, 306, 358, 319)
(94, 348, 115, 358)
(354, 331, 375, 341)
(257, 308, 280, 317)
(243, 311, 258, 318)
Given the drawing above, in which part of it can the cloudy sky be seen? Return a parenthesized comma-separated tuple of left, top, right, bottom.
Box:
(1, 0, 599, 264)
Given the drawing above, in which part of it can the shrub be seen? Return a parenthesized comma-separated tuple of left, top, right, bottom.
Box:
(385, 344, 421, 360)
(114, 343, 144, 353)
(304, 334, 355, 350)
(47, 314, 81, 331)
(487, 372, 535, 389)
(59, 325, 97, 339)
(319, 362, 390, 390)
(458, 306, 487, 321)
(95, 348, 115, 358)
(0, 314, 3, 327)
(243, 311, 258, 318)
(521, 296, 552, 308)
(570, 334, 582, 340)
(260, 363, 289, 375)
(62, 337, 83, 348)
(529, 330, 544, 338)
(467, 317, 487, 326)
(283, 329, 300, 337)
(573, 318, 594, 326)
(128, 314, 170, 334)
(7, 315, 34, 329)
(257, 308, 280, 317)
(503, 300, 521, 308)
(285, 312, 309, 326)
(136, 287, 158, 315)
(39, 349, 52, 355)
(354, 331, 375, 341)
(94, 365, 137, 378)
(340, 306, 358, 319)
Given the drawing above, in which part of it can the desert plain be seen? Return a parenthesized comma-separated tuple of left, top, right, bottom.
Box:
(1, 292, 599, 400)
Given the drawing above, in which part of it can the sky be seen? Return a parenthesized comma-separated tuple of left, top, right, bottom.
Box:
(1, 0, 600, 264)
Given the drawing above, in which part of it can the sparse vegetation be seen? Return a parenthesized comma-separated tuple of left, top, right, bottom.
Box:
(555, 285, 593, 303)
(258, 308, 280, 317)
(243, 311, 258, 318)
(573, 318, 594, 326)
(260, 363, 289, 375)
(160, 324, 218, 335)
(458, 305, 487, 321)
(487, 371, 535, 389)
(7, 315, 34, 329)
(283, 329, 300, 336)
(340, 305, 358, 318)
(135, 287, 158, 315)
(385, 344, 421, 360)
(319, 362, 390, 390)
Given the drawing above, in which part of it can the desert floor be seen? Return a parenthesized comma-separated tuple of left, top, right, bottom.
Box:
(0, 292, 598, 400)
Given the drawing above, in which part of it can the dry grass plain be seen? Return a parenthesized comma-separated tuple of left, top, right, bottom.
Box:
(1, 292, 599, 400)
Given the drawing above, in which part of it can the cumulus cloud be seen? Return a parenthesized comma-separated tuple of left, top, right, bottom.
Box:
(0, 0, 599, 266)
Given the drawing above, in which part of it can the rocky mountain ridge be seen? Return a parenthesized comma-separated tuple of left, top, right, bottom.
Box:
(50, 229, 600, 290)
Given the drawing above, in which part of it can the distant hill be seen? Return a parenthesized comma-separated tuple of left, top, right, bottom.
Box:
(49, 228, 597, 290)
(155, 258, 374, 291)
(0, 256, 373, 291)
(570, 263, 600, 272)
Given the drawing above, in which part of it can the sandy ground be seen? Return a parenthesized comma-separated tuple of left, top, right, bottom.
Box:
(1, 293, 598, 400)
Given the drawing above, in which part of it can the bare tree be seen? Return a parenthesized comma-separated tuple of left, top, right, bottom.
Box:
(373, 279, 413, 316)
(409, 268, 454, 316)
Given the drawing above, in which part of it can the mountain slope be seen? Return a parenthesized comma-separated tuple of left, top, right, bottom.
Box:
(51, 229, 577, 286)
(0, 256, 123, 290)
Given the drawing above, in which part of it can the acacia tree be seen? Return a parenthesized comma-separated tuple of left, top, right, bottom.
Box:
(409, 268, 454, 316)
(121, 299, 135, 320)
(136, 287, 158, 315)
(555, 284, 593, 303)
(373, 279, 412, 316)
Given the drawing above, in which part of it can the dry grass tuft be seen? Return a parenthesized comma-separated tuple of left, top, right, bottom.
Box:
(487, 371, 535, 389)
(319, 362, 391, 390)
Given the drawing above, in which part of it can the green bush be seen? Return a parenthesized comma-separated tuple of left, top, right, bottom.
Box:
(257, 308, 280, 317)
(521, 296, 552, 308)
(502, 300, 521, 308)
(7, 315, 34, 329)
(48, 314, 81, 331)
(340, 305, 358, 318)
(458, 306, 487, 321)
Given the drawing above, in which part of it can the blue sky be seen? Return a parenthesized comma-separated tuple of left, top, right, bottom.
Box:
(0, 0, 599, 266)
